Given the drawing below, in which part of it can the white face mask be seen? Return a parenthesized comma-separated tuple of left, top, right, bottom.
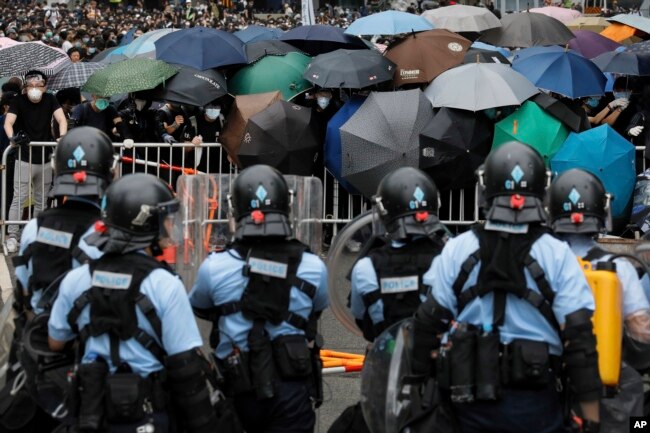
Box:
(205, 108, 221, 120)
(317, 96, 330, 110)
(27, 87, 43, 103)
(134, 99, 146, 111)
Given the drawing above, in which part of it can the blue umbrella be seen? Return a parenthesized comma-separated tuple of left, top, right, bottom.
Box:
(325, 96, 366, 194)
(123, 28, 177, 58)
(280, 25, 367, 56)
(234, 25, 283, 43)
(344, 10, 434, 36)
(592, 49, 650, 76)
(551, 124, 635, 218)
(119, 27, 136, 46)
(155, 27, 246, 70)
(512, 47, 606, 98)
(471, 41, 510, 58)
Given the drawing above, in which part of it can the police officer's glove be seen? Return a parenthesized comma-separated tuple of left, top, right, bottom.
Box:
(629, 125, 644, 137)
(582, 420, 600, 433)
(162, 133, 177, 144)
(10, 131, 30, 147)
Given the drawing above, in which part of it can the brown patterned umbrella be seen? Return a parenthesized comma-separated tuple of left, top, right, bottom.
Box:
(220, 91, 283, 167)
(385, 29, 471, 88)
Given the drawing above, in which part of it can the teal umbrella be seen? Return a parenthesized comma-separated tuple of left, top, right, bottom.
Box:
(82, 58, 179, 97)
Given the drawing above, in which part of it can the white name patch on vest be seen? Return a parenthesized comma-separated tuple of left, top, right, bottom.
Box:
(92, 271, 132, 290)
(380, 276, 419, 294)
(248, 257, 288, 279)
(484, 221, 529, 234)
(36, 226, 73, 249)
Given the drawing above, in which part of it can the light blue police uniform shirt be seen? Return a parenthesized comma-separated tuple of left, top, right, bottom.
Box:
(350, 240, 429, 325)
(425, 229, 595, 356)
(16, 205, 103, 314)
(189, 249, 329, 359)
(49, 258, 204, 377)
(561, 234, 650, 318)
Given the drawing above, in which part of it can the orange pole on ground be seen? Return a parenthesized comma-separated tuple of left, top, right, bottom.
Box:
(320, 350, 365, 360)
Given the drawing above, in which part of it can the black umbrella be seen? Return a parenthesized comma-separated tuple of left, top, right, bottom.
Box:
(244, 40, 304, 63)
(480, 12, 574, 48)
(532, 93, 591, 132)
(144, 65, 227, 107)
(592, 50, 650, 76)
(238, 100, 320, 175)
(419, 107, 492, 191)
(303, 49, 396, 89)
(340, 89, 434, 198)
(280, 24, 368, 56)
(462, 48, 511, 65)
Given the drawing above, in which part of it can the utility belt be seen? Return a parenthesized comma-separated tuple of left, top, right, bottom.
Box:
(217, 334, 320, 400)
(436, 323, 561, 404)
(69, 360, 167, 431)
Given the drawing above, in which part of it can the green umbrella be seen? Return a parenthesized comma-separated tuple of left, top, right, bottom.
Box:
(82, 58, 179, 97)
(229, 52, 312, 101)
(493, 101, 569, 166)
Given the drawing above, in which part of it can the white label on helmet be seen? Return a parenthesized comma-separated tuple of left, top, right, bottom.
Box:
(92, 270, 132, 290)
(248, 257, 288, 279)
(36, 227, 73, 249)
(484, 221, 529, 234)
(380, 276, 419, 294)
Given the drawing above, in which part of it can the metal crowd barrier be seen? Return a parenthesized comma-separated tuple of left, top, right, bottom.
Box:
(7, 141, 643, 255)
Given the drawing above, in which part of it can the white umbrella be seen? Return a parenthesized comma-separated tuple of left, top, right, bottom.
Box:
(424, 63, 539, 112)
(422, 5, 501, 33)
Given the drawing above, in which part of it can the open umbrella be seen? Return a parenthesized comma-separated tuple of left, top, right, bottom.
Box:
(344, 10, 434, 36)
(425, 63, 539, 111)
(385, 29, 471, 87)
(155, 27, 246, 70)
(340, 89, 434, 198)
(607, 14, 650, 35)
(419, 107, 492, 191)
(82, 58, 179, 97)
(234, 25, 284, 43)
(422, 5, 502, 33)
(0, 37, 20, 49)
(122, 28, 177, 58)
(144, 66, 227, 107)
(304, 49, 396, 89)
(47, 62, 107, 91)
(229, 52, 312, 101)
(480, 12, 574, 48)
(625, 40, 650, 54)
(463, 48, 510, 64)
(244, 40, 303, 63)
(551, 124, 636, 218)
(238, 100, 319, 175)
(568, 30, 622, 59)
(529, 6, 581, 24)
(325, 96, 366, 195)
(220, 91, 283, 167)
(592, 50, 650, 75)
(532, 93, 591, 133)
(493, 100, 570, 166)
(566, 16, 610, 33)
(600, 23, 644, 45)
(280, 25, 367, 56)
(90, 46, 124, 63)
(511, 46, 606, 98)
(471, 40, 511, 57)
(0, 41, 69, 76)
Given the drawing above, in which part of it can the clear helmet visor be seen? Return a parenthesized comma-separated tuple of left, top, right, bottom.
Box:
(158, 198, 180, 247)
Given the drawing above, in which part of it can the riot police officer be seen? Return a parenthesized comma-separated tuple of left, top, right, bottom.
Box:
(411, 142, 601, 433)
(350, 167, 447, 342)
(48, 173, 217, 433)
(189, 164, 328, 433)
(13, 126, 114, 316)
(548, 168, 650, 432)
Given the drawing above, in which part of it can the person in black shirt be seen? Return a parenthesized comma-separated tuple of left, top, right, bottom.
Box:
(3, 70, 68, 253)
(196, 102, 230, 175)
(70, 94, 130, 140)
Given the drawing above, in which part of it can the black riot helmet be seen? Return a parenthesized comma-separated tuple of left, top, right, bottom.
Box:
(230, 164, 292, 240)
(478, 141, 549, 224)
(89, 173, 179, 254)
(50, 126, 115, 198)
(373, 167, 443, 240)
(548, 169, 611, 234)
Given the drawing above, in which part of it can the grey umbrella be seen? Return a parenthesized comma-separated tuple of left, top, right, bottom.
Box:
(480, 12, 574, 48)
(424, 63, 539, 112)
(340, 89, 434, 198)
